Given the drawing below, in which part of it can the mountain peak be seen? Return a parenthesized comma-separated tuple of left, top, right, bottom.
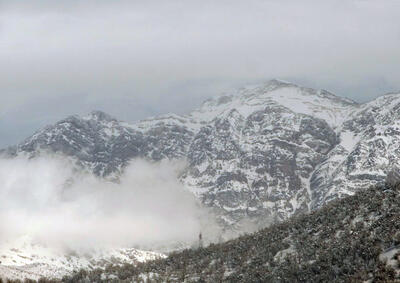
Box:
(193, 79, 358, 129)
(83, 110, 117, 122)
(263, 78, 294, 87)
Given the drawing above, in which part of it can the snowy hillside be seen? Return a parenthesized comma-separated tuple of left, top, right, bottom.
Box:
(64, 183, 400, 282)
(0, 235, 164, 281)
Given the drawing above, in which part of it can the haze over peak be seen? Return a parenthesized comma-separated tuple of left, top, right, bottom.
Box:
(82, 110, 118, 122)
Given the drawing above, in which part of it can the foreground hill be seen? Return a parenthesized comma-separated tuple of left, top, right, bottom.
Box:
(3, 80, 400, 227)
(64, 183, 400, 282)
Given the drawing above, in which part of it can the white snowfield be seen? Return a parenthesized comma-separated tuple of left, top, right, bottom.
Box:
(0, 235, 164, 280)
(190, 80, 358, 129)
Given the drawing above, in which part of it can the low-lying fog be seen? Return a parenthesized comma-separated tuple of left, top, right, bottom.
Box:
(0, 156, 221, 254)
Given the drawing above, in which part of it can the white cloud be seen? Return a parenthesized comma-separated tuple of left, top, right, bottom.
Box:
(0, 0, 399, 147)
(0, 156, 219, 252)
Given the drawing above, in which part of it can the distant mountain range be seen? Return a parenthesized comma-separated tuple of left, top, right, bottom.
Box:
(3, 79, 400, 227)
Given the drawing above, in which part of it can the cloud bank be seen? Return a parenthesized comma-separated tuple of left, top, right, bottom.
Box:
(0, 0, 400, 147)
(0, 156, 218, 252)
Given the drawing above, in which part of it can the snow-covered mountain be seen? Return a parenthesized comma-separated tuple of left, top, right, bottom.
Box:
(3, 79, 400, 227)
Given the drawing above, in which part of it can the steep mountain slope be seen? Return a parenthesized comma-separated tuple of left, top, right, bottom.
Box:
(2, 80, 400, 226)
(64, 183, 400, 282)
(311, 92, 400, 209)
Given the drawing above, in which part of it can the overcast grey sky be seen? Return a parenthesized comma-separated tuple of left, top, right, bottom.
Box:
(1, 0, 400, 147)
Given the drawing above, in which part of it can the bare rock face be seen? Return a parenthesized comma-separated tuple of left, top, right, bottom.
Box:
(4, 80, 400, 227)
(386, 167, 400, 187)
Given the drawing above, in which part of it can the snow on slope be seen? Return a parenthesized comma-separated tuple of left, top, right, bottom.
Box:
(310, 90, 400, 208)
(189, 79, 358, 129)
(0, 235, 164, 280)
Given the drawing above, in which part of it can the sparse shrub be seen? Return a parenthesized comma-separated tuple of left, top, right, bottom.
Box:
(54, 184, 400, 282)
